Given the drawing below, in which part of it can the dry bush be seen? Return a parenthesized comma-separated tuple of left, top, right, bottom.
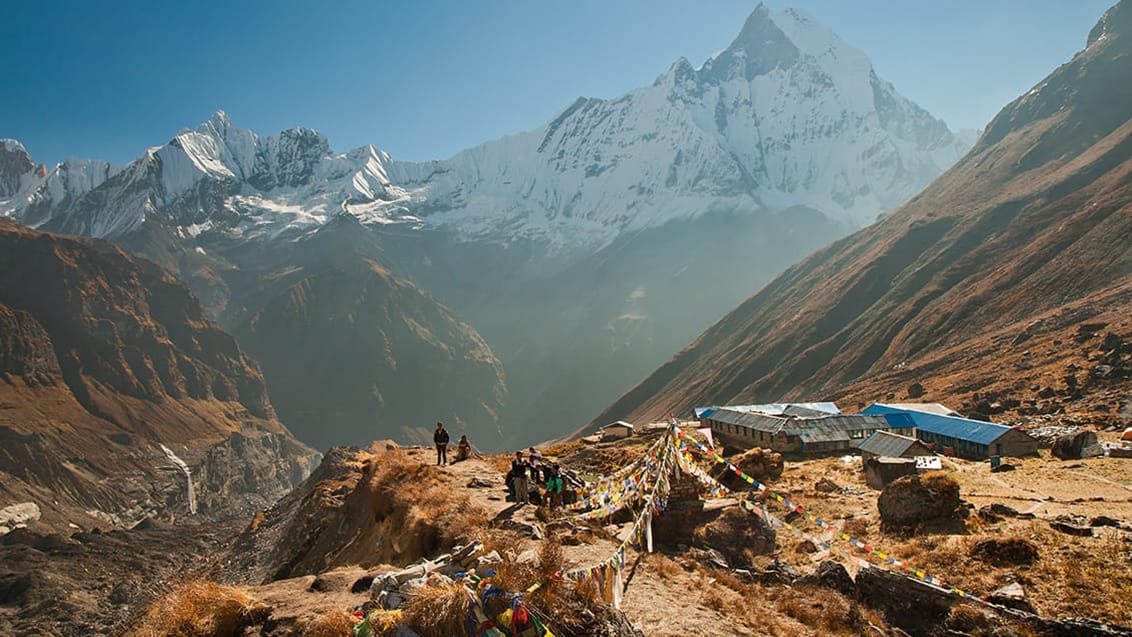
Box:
(368, 449, 490, 559)
(299, 609, 356, 637)
(969, 535, 1039, 566)
(403, 581, 474, 637)
(702, 587, 730, 613)
(840, 517, 870, 538)
(125, 579, 262, 637)
(772, 586, 864, 634)
(945, 605, 996, 635)
(920, 470, 959, 493)
(645, 553, 683, 580)
(484, 453, 513, 475)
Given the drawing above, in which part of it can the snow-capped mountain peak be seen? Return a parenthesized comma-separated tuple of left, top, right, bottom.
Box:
(4, 5, 973, 249)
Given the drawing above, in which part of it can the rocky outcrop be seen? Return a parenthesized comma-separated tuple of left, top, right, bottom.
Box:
(1052, 430, 1104, 459)
(0, 304, 60, 381)
(877, 472, 963, 532)
(0, 221, 316, 529)
(236, 255, 508, 451)
(712, 447, 783, 491)
(692, 506, 776, 568)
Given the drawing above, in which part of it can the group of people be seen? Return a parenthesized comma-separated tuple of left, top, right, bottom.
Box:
(433, 422, 471, 466)
(431, 423, 565, 509)
(507, 447, 565, 509)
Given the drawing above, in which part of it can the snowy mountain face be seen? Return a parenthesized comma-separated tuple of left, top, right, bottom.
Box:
(1, 112, 417, 240)
(381, 5, 973, 248)
(3, 4, 971, 253)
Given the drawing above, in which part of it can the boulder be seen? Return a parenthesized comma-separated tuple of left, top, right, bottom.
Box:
(988, 582, 1035, 614)
(692, 507, 775, 568)
(855, 566, 957, 633)
(1050, 520, 1093, 537)
(712, 447, 783, 489)
(877, 472, 962, 532)
(1052, 430, 1103, 460)
(815, 560, 855, 596)
(907, 382, 925, 398)
(465, 477, 494, 488)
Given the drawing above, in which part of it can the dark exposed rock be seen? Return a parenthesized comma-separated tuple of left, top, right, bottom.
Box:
(692, 506, 775, 568)
(907, 382, 925, 398)
(878, 472, 962, 532)
(970, 537, 1039, 566)
(855, 565, 956, 633)
(1050, 519, 1094, 537)
(0, 571, 32, 605)
(1051, 430, 1102, 460)
(816, 560, 855, 596)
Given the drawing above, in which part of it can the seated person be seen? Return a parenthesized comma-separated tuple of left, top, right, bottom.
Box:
(455, 435, 472, 462)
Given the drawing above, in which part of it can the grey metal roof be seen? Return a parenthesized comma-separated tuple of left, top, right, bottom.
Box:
(707, 409, 788, 434)
(857, 430, 924, 457)
(708, 410, 893, 443)
(794, 425, 851, 444)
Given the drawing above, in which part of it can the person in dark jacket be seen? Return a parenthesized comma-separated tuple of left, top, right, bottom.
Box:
(433, 422, 450, 466)
(509, 451, 530, 504)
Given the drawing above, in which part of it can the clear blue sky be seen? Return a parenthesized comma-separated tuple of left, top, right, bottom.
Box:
(1, 0, 1113, 167)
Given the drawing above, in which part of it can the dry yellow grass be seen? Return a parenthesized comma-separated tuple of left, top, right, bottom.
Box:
(368, 449, 490, 559)
(403, 581, 474, 637)
(299, 609, 356, 637)
(125, 580, 262, 637)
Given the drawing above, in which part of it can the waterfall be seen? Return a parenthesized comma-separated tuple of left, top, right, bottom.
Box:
(160, 444, 197, 515)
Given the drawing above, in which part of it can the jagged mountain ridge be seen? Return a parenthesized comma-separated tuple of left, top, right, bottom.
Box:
(0, 5, 971, 250)
(0, 220, 319, 526)
(588, 0, 1132, 430)
(232, 225, 510, 451)
(0, 4, 975, 448)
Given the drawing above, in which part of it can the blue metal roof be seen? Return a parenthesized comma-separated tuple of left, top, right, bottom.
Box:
(861, 403, 1013, 446)
(693, 407, 716, 419)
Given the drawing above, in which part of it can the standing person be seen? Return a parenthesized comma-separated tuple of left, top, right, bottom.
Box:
(527, 447, 541, 501)
(433, 422, 450, 466)
(510, 451, 530, 504)
(546, 464, 564, 510)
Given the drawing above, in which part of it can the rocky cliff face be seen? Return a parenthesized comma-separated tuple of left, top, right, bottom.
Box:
(235, 247, 508, 451)
(0, 220, 318, 529)
(589, 1, 1132, 430)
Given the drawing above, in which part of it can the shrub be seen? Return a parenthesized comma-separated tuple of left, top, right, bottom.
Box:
(125, 580, 263, 637)
(299, 609, 356, 637)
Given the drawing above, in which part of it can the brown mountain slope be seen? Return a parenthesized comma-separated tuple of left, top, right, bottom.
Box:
(0, 220, 317, 525)
(589, 1, 1132, 430)
(236, 255, 508, 451)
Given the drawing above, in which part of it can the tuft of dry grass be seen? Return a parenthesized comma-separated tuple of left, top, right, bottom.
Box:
(125, 579, 262, 637)
(402, 581, 474, 637)
(772, 586, 863, 634)
(299, 609, 356, 637)
(368, 449, 490, 560)
(644, 553, 683, 580)
(920, 470, 960, 494)
(969, 535, 1039, 566)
